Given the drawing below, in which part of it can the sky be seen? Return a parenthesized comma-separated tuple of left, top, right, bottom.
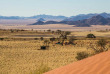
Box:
(0, 0, 110, 17)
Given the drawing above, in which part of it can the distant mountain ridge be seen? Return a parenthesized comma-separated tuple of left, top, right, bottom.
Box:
(0, 14, 67, 21)
(64, 12, 110, 21)
(31, 15, 110, 27)
(28, 14, 67, 20)
(0, 12, 110, 21)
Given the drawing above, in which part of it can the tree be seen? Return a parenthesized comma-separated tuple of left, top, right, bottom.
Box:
(50, 37, 56, 42)
(47, 29, 51, 32)
(56, 30, 62, 34)
(59, 31, 71, 46)
(40, 37, 44, 41)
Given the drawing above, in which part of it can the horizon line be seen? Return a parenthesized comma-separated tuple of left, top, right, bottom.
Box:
(0, 12, 109, 17)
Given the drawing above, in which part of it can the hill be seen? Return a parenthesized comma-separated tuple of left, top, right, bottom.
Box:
(31, 15, 110, 27)
(64, 12, 110, 21)
(37, 18, 45, 21)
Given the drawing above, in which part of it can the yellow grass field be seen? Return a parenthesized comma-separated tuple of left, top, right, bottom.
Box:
(0, 29, 110, 74)
(0, 40, 93, 74)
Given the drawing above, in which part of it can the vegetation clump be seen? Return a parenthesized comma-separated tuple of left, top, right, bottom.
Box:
(50, 37, 56, 42)
(87, 34, 96, 38)
(0, 38, 4, 40)
(76, 52, 89, 60)
(32, 64, 51, 74)
(68, 36, 75, 45)
(88, 39, 108, 53)
(40, 37, 44, 41)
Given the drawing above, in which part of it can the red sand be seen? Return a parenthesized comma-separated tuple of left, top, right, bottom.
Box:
(45, 51, 110, 74)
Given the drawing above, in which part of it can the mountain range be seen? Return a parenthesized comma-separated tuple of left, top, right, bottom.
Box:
(0, 12, 110, 21)
(0, 14, 67, 21)
(64, 12, 110, 21)
(31, 15, 110, 27)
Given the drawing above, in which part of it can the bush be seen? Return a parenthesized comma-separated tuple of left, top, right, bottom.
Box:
(96, 39, 108, 53)
(69, 37, 75, 44)
(88, 39, 108, 53)
(87, 34, 96, 38)
(40, 37, 44, 41)
(0, 38, 4, 40)
(32, 64, 51, 74)
(97, 39, 107, 47)
(50, 37, 56, 42)
(34, 38, 38, 40)
(76, 52, 89, 60)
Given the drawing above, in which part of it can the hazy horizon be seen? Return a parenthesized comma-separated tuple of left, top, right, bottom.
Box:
(0, 0, 110, 17)
(0, 12, 109, 17)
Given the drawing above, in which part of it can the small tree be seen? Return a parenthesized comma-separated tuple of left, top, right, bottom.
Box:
(87, 34, 96, 38)
(34, 38, 38, 40)
(10, 29, 14, 33)
(59, 31, 71, 46)
(47, 29, 51, 32)
(50, 37, 56, 42)
(40, 37, 44, 41)
(56, 30, 62, 34)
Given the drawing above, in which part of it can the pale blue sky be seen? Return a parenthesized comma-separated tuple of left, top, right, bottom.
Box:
(0, 0, 110, 17)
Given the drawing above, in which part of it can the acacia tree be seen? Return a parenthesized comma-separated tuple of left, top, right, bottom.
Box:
(56, 30, 62, 34)
(59, 31, 71, 46)
(50, 37, 56, 43)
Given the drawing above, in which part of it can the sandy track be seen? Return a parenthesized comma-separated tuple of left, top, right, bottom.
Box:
(45, 50, 110, 74)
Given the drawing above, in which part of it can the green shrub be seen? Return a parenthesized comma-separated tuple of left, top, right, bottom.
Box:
(34, 38, 38, 40)
(87, 34, 96, 38)
(0, 38, 4, 40)
(76, 52, 89, 60)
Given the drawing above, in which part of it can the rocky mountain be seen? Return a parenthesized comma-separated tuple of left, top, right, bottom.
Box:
(85, 15, 108, 25)
(31, 15, 110, 27)
(37, 18, 45, 21)
(0, 12, 110, 21)
(66, 15, 110, 27)
(31, 21, 59, 25)
(32, 21, 44, 25)
(0, 14, 67, 20)
(0, 16, 24, 19)
(28, 14, 67, 21)
(64, 12, 110, 21)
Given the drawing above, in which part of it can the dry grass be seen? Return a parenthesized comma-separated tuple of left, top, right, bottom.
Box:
(0, 39, 94, 74)
(0, 30, 110, 74)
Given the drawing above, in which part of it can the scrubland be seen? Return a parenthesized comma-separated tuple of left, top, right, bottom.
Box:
(0, 29, 110, 74)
